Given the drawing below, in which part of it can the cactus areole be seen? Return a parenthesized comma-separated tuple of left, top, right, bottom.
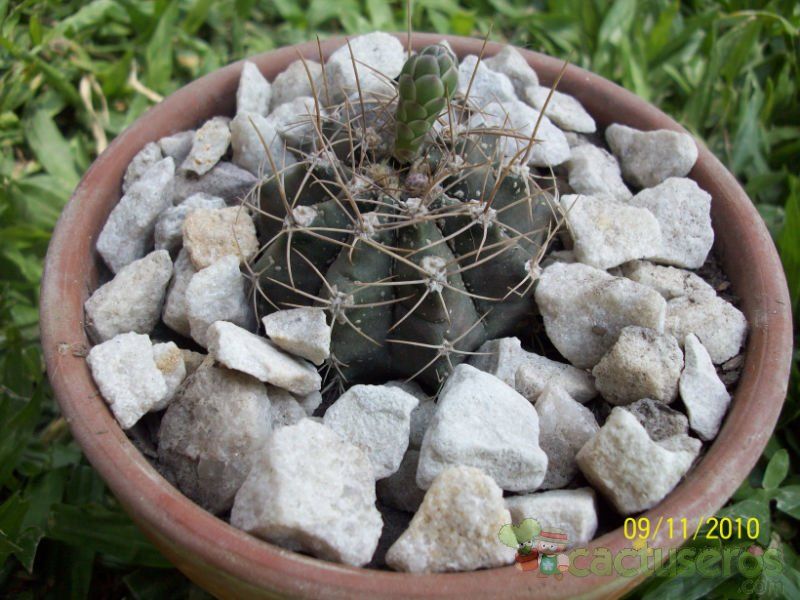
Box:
(252, 44, 556, 390)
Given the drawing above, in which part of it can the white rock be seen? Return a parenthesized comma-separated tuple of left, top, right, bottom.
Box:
(185, 255, 254, 347)
(271, 59, 323, 110)
(122, 142, 162, 193)
(666, 295, 747, 364)
(417, 364, 547, 492)
(151, 341, 186, 411)
(162, 249, 197, 338)
(458, 55, 516, 108)
(561, 194, 662, 270)
(230, 111, 296, 178)
(231, 419, 382, 567)
(266, 386, 309, 429)
(154, 193, 227, 254)
(182, 207, 259, 269)
(576, 407, 701, 514)
(623, 397, 689, 442)
(181, 116, 231, 176)
(87, 332, 167, 429)
(535, 385, 599, 489)
(386, 466, 515, 573)
(97, 157, 175, 273)
(524, 86, 596, 133)
(266, 97, 324, 148)
(206, 320, 321, 395)
(377, 449, 426, 513)
(180, 348, 206, 376)
(385, 380, 434, 448)
(621, 260, 716, 301)
(592, 326, 683, 405)
(567, 144, 632, 202)
(158, 130, 195, 165)
(534, 262, 667, 369)
(85, 250, 173, 342)
(606, 124, 698, 189)
(171, 161, 257, 205)
(324, 384, 418, 479)
(325, 32, 405, 103)
(296, 390, 323, 416)
(158, 362, 272, 514)
(236, 61, 271, 116)
(506, 488, 598, 549)
(469, 100, 570, 167)
(262, 307, 331, 365)
(629, 177, 714, 269)
(484, 46, 539, 98)
(680, 334, 731, 440)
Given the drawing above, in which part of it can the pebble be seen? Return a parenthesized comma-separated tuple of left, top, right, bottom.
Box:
(665, 295, 747, 364)
(325, 32, 405, 103)
(181, 116, 231, 176)
(230, 111, 296, 178)
(458, 55, 516, 108)
(266, 386, 310, 429)
(621, 260, 716, 301)
(236, 61, 271, 116)
(505, 488, 598, 549)
(623, 397, 689, 442)
(567, 144, 632, 202)
(122, 142, 162, 193)
(484, 46, 539, 98)
(262, 308, 331, 366)
(161, 249, 197, 338)
(266, 96, 324, 148)
(271, 59, 323, 110)
(158, 130, 195, 165)
(386, 380, 434, 448)
(524, 86, 596, 133)
(151, 341, 186, 411)
(171, 161, 257, 205)
(183, 207, 259, 269)
(680, 333, 731, 440)
(154, 193, 227, 254)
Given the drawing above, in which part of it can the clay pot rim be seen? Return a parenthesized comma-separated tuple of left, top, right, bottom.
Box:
(40, 33, 793, 599)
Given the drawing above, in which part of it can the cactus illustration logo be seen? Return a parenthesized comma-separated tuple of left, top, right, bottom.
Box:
(499, 519, 570, 576)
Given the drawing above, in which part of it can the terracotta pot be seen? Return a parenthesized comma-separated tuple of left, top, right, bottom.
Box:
(40, 33, 793, 599)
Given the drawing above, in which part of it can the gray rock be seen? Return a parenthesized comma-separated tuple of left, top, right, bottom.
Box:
(180, 116, 231, 176)
(158, 130, 195, 165)
(623, 398, 689, 442)
(230, 111, 296, 178)
(665, 295, 747, 364)
(151, 341, 186, 411)
(179, 348, 206, 376)
(271, 59, 323, 110)
(122, 142, 162, 193)
(262, 307, 331, 365)
(183, 207, 259, 269)
(185, 255, 255, 347)
(576, 407, 701, 514)
(162, 249, 197, 338)
(484, 46, 539, 98)
(325, 32, 405, 103)
(236, 61, 271, 116)
(296, 390, 323, 416)
(592, 326, 683, 405)
(458, 55, 516, 108)
(630, 177, 713, 269)
(171, 161, 257, 206)
(266, 96, 324, 148)
(266, 386, 309, 429)
(535, 262, 667, 369)
(207, 320, 321, 395)
(231, 419, 382, 567)
(154, 193, 227, 254)
(87, 332, 167, 429)
(417, 364, 548, 492)
(506, 488, 598, 549)
(324, 384, 418, 479)
(567, 144, 632, 202)
(376, 448, 426, 513)
(385, 380, 434, 448)
(85, 250, 173, 342)
(680, 334, 731, 440)
(97, 157, 175, 273)
(370, 505, 412, 569)
(561, 193, 662, 270)
(524, 86, 596, 133)
(606, 124, 698, 189)
(621, 260, 716, 301)
(158, 362, 272, 514)
(386, 465, 516, 573)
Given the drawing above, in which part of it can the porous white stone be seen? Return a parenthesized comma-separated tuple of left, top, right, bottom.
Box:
(266, 386, 309, 429)
(469, 100, 570, 167)
(180, 348, 206, 376)
(231, 419, 382, 567)
(385, 380, 434, 448)
(576, 407, 701, 515)
(484, 46, 539, 98)
(206, 320, 321, 395)
(623, 397, 689, 442)
(324, 384, 419, 479)
(621, 260, 716, 301)
(181, 116, 231, 176)
(87, 332, 167, 429)
(97, 157, 175, 273)
(154, 193, 227, 254)
(561, 194, 662, 270)
(458, 55, 516, 108)
(534, 262, 667, 369)
(85, 250, 173, 342)
(162, 249, 197, 338)
(262, 307, 331, 365)
(666, 295, 747, 364)
(535, 385, 599, 489)
(151, 341, 186, 411)
(567, 144, 632, 202)
(271, 59, 323, 110)
(680, 334, 731, 441)
(325, 32, 405, 103)
(236, 61, 271, 116)
(592, 326, 683, 405)
(158, 363, 272, 514)
(417, 364, 548, 492)
(182, 206, 259, 269)
(230, 111, 296, 178)
(185, 255, 254, 347)
(158, 130, 195, 165)
(296, 390, 323, 416)
(171, 161, 257, 205)
(122, 142, 162, 193)
(377, 449, 426, 513)
(266, 97, 324, 148)
(606, 123, 698, 189)
(506, 488, 598, 549)
(524, 86, 596, 133)
(630, 177, 713, 269)
(386, 466, 516, 573)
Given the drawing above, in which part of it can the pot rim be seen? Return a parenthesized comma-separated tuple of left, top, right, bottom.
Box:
(40, 32, 793, 599)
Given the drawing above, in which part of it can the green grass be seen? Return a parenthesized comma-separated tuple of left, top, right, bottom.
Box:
(0, 1, 798, 597)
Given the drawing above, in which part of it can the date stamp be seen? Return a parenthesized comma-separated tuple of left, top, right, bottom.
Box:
(623, 516, 761, 542)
